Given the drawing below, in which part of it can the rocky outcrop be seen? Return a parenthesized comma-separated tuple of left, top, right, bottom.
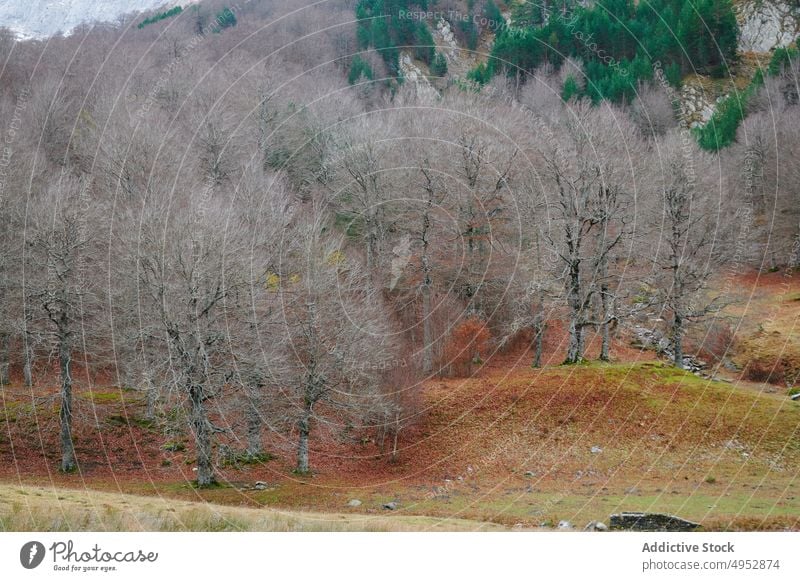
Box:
(673, 2, 800, 128)
(737, 1, 800, 53)
(435, 18, 459, 63)
(610, 512, 700, 531)
(399, 52, 440, 100)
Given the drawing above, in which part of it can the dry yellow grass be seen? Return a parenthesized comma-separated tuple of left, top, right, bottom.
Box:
(0, 484, 507, 532)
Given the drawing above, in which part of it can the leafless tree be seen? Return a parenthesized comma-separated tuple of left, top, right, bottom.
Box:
(25, 173, 101, 472)
(225, 168, 295, 460)
(499, 184, 555, 368)
(630, 82, 678, 138)
(730, 105, 800, 269)
(331, 120, 403, 280)
(415, 164, 446, 374)
(650, 132, 728, 367)
(537, 102, 637, 363)
(0, 193, 12, 386)
(133, 180, 258, 486)
(278, 214, 397, 473)
(449, 129, 516, 317)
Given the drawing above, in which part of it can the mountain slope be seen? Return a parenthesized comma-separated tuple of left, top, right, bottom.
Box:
(0, 0, 180, 39)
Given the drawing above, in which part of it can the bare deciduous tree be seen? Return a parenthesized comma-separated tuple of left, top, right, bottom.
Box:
(134, 182, 255, 486)
(279, 216, 397, 474)
(537, 103, 636, 363)
(650, 133, 728, 367)
(26, 174, 100, 472)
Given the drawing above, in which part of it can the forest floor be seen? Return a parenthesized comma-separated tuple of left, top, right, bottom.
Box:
(1, 271, 799, 531)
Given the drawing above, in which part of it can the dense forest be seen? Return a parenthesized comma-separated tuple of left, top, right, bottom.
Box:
(0, 0, 798, 488)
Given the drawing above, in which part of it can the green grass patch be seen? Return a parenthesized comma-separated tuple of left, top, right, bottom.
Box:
(162, 441, 186, 452)
(82, 390, 123, 404)
(1, 401, 35, 421)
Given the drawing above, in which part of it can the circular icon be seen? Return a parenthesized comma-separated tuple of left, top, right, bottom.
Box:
(20, 541, 46, 569)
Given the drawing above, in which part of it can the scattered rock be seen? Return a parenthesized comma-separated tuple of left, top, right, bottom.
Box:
(610, 512, 700, 531)
(585, 521, 608, 531)
(631, 326, 707, 371)
(347, 499, 362, 507)
(383, 501, 398, 510)
(724, 439, 746, 451)
(557, 520, 574, 530)
(432, 488, 451, 499)
(722, 358, 739, 371)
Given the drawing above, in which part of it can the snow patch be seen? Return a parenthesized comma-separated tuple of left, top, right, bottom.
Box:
(0, 0, 181, 40)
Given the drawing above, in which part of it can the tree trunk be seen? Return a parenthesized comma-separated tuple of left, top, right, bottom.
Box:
(532, 320, 544, 368)
(421, 200, 434, 375)
(564, 250, 584, 364)
(246, 394, 263, 457)
(257, 90, 270, 169)
(145, 386, 157, 421)
(600, 281, 610, 362)
(296, 411, 310, 474)
(59, 336, 76, 472)
(366, 227, 377, 273)
(390, 411, 400, 463)
(0, 332, 10, 386)
(23, 343, 33, 387)
(144, 370, 157, 421)
(532, 235, 545, 369)
(297, 303, 318, 475)
(565, 319, 584, 364)
(421, 274, 433, 375)
(600, 319, 610, 361)
(189, 384, 215, 487)
(672, 312, 684, 368)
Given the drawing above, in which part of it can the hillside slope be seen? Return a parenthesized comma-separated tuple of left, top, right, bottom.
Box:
(3, 355, 798, 530)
